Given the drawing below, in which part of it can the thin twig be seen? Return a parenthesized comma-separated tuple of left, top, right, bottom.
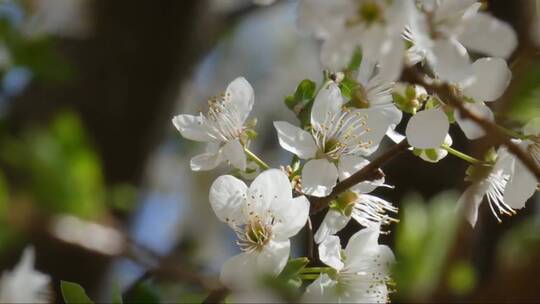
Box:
(402, 66, 540, 180)
(309, 140, 410, 215)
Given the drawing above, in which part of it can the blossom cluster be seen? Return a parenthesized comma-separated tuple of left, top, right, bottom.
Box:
(170, 0, 538, 302)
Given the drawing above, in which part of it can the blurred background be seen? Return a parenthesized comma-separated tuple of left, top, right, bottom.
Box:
(0, 0, 538, 302)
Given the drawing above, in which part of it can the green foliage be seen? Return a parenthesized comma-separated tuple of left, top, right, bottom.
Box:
(393, 192, 460, 300)
(447, 260, 476, 296)
(61, 281, 94, 304)
(497, 218, 540, 269)
(126, 282, 161, 304)
(346, 48, 363, 71)
(278, 257, 309, 286)
(0, 112, 106, 218)
(284, 79, 317, 128)
(507, 58, 540, 123)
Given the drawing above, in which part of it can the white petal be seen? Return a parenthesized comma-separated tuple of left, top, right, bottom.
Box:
(222, 139, 246, 171)
(386, 128, 406, 144)
(303, 274, 338, 304)
(273, 121, 317, 159)
(320, 31, 358, 71)
(523, 118, 540, 136)
(189, 150, 222, 171)
(271, 196, 310, 240)
(455, 102, 494, 140)
(357, 108, 394, 155)
(463, 58, 511, 102)
(314, 209, 350, 244)
(226, 77, 254, 123)
(302, 159, 338, 197)
(456, 183, 487, 227)
(319, 235, 344, 271)
(220, 252, 258, 289)
(257, 240, 291, 277)
(247, 169, 292, 215)
(406, 108, 449, 149)
(338, 155, 384, 193)
(377, 35, 405, 82)
(429, 38, 473, 84)
(434, 0, 477, 23)
(311, 83, 344, 128)
(504, 154, 537, 209)
(459, 12, 518, 58)
(172, 114, 213, 142)
(344, 224, 380, 259)
(209, 174, 248, 225)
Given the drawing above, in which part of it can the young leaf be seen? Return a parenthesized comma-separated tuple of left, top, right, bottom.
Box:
(61, 281, 94, 304)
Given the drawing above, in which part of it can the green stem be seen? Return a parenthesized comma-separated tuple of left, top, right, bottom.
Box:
(497, 125, 527, 140)
(299, 274, 320, 281)
(300, 267, 331, 274)
(441, 144, 481, 164)
(244, 147, 270, 170)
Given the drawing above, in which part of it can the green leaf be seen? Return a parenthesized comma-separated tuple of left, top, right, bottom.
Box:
(61, 281, 94, 304)
(447, 261, 476, 296)
(278, 257, 309, 280)
(125, 282, 161, 304)
(346, 47, 363, 71)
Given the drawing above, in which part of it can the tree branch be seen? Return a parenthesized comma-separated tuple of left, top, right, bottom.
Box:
(309, 140, 410, 215)
(401, 66, 540, 180)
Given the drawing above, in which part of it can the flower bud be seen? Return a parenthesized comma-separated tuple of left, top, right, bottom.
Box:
(392, 83, 427, 114)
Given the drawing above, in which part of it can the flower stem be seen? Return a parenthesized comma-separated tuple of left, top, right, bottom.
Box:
(441, 144, 481, 164)
(244, 147, 270, 170)
(299, 274, 320, 281)
(300, 267, 332, 274)
(497, 125, 527, 140)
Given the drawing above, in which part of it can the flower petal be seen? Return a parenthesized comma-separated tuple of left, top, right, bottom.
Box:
(220, 252, 258, 289)
(247, 169, 292, 215)
(303, 274, 338, 304)
(343, 224, 380, 258)
(459, 12, 518, 58)
(257, 240, 290, 277)
(457, 183, 487, 227)
(320, 31, 358, 71)
(226, 77, 254, 123)
(503, 153, 537, 209)
(406, 108, 449, 149)
(271, 196, 310, 240)
(523, 118, 540, 136)
(356, 108, 393, 155)
(311, 83, 344, 128)
(222, 139, 246, 171)
(209, 175, 248, 225)
(314, 209, 350, 244)
(463, 58, 511, 102)
(189, 149, 223, 171)
(273, 121, 318, 159)
(455, 102, 494, 139)
(429, 38, 473, 84)
(319, 235, 344, 271)
(172, 114, 213, 142)
(338, 155, 384, 193)
(302, 159, 338, 197)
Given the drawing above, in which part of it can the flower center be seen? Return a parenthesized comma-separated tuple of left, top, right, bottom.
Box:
(358, 1, 383, 25)
(236, 217, 272, 253)
(350, 85, 370, 109)
(331, 190, 359, 216)
(312, 109, 372, 160)
(203, 91, 245, 141)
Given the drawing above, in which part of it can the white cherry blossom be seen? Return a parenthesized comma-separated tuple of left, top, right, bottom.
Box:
(274, 82, 389, 197)
(298, 0, 413, 72)
(172, 77, 254, 171)
(303, 225, 395, 303)
(314, 156, 396, 244)
(406, 0, 517, 83)
(209, 169, 309, 289)
(458, 148, 516, 227)
(0, 247, 51, 303)
(500, 119, 540, 210)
